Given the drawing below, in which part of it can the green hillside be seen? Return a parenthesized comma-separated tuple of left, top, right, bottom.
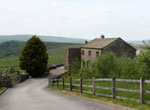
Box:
(0, 41, 82, 67)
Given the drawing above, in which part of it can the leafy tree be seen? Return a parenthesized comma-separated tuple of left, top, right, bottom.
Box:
(95, 52, 118, 78)
(136, 44, 150, 79)
(19, 36, 48, 77)
(118, 57, 138, 79)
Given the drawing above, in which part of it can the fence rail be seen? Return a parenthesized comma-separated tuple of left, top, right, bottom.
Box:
(48, 77, 150, 104)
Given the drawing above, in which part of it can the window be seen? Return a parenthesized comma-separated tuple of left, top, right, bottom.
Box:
(82, 50, 84, 55)
(96, 51, 99, 57)
(82, 61, 85, 67)
(88, 51, 91, 56)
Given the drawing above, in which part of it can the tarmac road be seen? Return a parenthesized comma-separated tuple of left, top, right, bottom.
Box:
(0, 77, 130, 110)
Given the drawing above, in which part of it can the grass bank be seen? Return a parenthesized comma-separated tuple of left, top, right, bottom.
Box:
(0, 87, 6, 94)
(47, 86, 150, 110)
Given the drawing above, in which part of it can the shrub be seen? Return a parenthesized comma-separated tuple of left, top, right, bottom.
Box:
(80, 52, 118, 78)
(68, 58, 80, 78)
(94, 52, 118, 78)
(80, 60, 97, 78)
(118, 57, 138, 79)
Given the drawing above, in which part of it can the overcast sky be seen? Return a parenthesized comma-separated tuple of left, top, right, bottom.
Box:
(0, 0, 150, 41)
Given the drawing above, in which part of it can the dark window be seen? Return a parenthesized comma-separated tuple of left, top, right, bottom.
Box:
(88, 51, 91, 56)
(82, 50, 84, 55)
(96, 51, 99, 57)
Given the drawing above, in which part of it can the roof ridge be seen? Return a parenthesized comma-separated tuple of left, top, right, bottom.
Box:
(82, 37, 120, 49)
(86, 38, 98, 44)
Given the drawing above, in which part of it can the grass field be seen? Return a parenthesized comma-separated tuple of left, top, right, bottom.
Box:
(0, 57, 19, 67)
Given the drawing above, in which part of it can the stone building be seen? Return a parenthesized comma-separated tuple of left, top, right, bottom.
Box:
(64, 48, 81, 70)
(64, 35, 136, 70)
(81, 35, 136, 61)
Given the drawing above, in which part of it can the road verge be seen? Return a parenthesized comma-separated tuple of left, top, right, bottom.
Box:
(47, 86, 138, 110)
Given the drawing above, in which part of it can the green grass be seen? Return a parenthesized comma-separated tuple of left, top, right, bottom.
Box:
(48, 47, 67, 65)
(0, 57, 19, 67)
(47, 85, 150, 110)
(0, 87, 6, 94)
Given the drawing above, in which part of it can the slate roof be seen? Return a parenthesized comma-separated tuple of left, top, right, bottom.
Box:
(81, 38, 120, 49)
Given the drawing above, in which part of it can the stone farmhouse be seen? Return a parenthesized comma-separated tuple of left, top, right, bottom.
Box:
(64, 35, 136, 70)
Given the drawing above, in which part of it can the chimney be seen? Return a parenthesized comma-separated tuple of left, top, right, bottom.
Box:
(85, 40, 88, 44)
(100, 34, 105, 39)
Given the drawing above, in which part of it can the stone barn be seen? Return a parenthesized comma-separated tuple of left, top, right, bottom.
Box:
(81, 35, 136, 61)
(64, 35, 136, 70)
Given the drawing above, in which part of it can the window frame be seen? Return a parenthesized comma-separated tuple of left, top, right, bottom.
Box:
(81, 50, 84, 55)
(88, 50, 91, 56)
(96, 51, 99, 57)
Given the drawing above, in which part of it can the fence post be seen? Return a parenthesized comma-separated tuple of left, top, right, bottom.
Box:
(62, 78, 65, 89)
(92, 77, 95, 95)
(70, 77, 72, 91)
(112, 77, 116, 99)
(48, 77, 51, 86)
(52, 79, 54, 87)
(57, 78, 59, 88)
(140, 77, 144, 104)
(80, 78, 83, 93)
(17, 71, 21, 82)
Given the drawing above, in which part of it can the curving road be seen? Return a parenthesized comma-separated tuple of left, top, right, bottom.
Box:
(0, 77, 130, 110)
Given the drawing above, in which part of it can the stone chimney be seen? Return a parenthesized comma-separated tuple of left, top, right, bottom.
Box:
(85, 40, 88, 44)
(100, 34, 105, 39)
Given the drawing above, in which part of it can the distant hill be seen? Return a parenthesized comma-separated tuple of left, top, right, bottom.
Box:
(128, 40, 150, 45)
(0, 34, 86, 43)
(0, 40, 82, 58)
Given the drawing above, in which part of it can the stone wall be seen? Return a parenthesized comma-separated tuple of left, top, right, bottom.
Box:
(0, 76, 12, 88)
(64, 50, 69, 70)
(102, 38, 136, 58)
(0, 73, 29, 88)
(20, 74, 29, 82)
(81, 48, 101, 61)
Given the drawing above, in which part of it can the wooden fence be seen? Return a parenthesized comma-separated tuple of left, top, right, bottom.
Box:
(48, 77, 150, 104)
